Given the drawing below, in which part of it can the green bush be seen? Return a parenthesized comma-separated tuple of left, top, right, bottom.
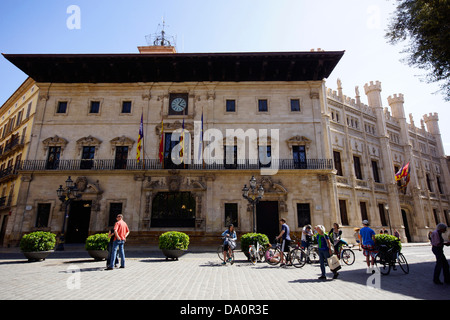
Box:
(158, 231, 189, 250)
(375, 234, 402, 252)
(19, 231, 56, 252)
(240, 233, 270, 254)
(85, 233, 109, 251)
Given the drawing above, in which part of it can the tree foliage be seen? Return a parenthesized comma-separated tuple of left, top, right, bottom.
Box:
(385, 0, 450, 101)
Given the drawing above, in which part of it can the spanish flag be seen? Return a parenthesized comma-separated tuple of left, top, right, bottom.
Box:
(137, 113, 143, 162)
(179, 118, 185, 160)
(158, 119, 164, 164)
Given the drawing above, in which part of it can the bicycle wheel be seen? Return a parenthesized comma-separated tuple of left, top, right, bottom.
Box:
(308, 247, 319, 263)
(249, 246, 257, 265)
(397, 253, 409, 274)
(217, 245, 224, 261)
(257, 246, 266, 262)
(291, 248, 307, 268)
(375, 252, 390, 275)
(265, 247, 281, 265)
(341, 249, 355, 266)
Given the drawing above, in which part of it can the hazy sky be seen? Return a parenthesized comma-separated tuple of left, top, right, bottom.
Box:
(1, 0, 449, 154)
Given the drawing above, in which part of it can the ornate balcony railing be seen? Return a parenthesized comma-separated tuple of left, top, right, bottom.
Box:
(18, 158, 333, 171)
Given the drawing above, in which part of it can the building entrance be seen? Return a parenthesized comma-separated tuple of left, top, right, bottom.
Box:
(66, 201, 92, 243)
(256, 201, 279, 241)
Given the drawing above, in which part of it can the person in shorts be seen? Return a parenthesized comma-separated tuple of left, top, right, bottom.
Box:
(359, 220, 376, 270)
(276, 218, 291, 266)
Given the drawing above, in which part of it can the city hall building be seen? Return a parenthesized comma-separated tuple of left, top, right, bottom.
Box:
(1, 43, 449, 247)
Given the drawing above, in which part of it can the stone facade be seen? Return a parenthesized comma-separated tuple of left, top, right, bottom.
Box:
(1, 49, 449, 247)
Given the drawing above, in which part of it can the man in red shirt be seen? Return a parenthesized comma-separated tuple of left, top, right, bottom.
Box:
(106, 214, 130, 270)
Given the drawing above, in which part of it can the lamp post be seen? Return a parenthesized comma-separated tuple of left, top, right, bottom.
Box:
(384, 203, 393, 235)
(56, 176, 81, 251)
(242, 176, 264, 233)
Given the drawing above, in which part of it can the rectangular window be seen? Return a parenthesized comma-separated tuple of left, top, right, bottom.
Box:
(353, 156, 363, 180)
(226, 100, 236, 112)
(371, 160, 380, 183)
(433, 209, 439, 225)
(293, 145, 307, 169)
(259, 145, 271, 168)
(81, 146, 95, 169)
(378, 203, 388, 226)
(224, 203, 238, 227)
(297, 203, 311, 227)
(333, 151, 343, 176)
(35, 203, 51, 228)
(290, 99, 300, 112)
(122, 101, 132, 114)
(108, 203, 123, 227)
(436, 176, 444, 194)
(258, 99, 268, 112)
(339, 200, 349, 225)
(360, 202, 368, 222)
(114, 146, 128, 169)
(46, 146, 61, 170)
(26, 102, 32, 118)
(57, 101, 68, 114)
(89, 101, 100, 114)
(224, 145, 237, 169)
(426, 174, 433, 192)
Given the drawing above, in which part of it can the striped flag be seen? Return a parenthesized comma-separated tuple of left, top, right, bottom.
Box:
(179, 118, 185, 160)
(137, 113, 143, 162)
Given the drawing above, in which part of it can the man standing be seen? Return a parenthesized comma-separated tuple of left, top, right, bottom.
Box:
(359, 220, 376, 271)
(276, 218, 291, 266)
(107, 214, 130, 270)
(430, 223, 450, 285)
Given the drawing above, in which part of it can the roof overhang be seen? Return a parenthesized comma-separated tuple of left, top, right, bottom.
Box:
(2, 51, 344, 83)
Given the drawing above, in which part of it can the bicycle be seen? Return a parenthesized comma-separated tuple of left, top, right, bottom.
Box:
(217, 236, 235, 265)
(304, 243, 319, 263)
(374, 245, 409, 275)
(265, 238, 307, 268)
(248, 238, 267, 265)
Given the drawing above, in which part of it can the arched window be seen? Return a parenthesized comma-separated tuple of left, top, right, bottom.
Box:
(151, 192, 196, 227)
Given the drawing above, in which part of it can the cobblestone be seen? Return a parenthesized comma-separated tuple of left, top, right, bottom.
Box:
(0, 244, 448, 301)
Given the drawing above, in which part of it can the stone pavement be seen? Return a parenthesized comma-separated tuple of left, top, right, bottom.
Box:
(0, 243, 448, 303)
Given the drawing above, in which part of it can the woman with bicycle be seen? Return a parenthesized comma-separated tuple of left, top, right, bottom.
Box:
(329, 223, 346, 258)
(315, 225, 339, 280)
(221, 224, 237, 265)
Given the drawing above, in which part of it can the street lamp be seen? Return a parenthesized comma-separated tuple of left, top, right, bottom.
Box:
(384, 203, 393, 235)
(56, 176, 81, 251)
(242, 176, 264, 233)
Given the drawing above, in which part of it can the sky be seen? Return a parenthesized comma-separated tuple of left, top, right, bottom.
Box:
(0, 0, 449, 154)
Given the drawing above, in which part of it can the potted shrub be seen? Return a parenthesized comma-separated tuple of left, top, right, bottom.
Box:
(158, 231, 189, 261)
(85, 233, 110, 261)
(240, 233, 269, 259)
(375, 234, 402, 252)
(20, 231, 56, 262)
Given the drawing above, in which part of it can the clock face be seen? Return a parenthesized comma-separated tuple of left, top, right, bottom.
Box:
(171, 97, 187, 112)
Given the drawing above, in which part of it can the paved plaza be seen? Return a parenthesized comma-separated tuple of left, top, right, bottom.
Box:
(0, 243, 448, 303)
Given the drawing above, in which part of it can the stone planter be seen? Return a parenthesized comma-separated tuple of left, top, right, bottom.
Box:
(161, 249, 187, 261)
(87, 250, 109, 261)
(22, 250, 54, 262)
